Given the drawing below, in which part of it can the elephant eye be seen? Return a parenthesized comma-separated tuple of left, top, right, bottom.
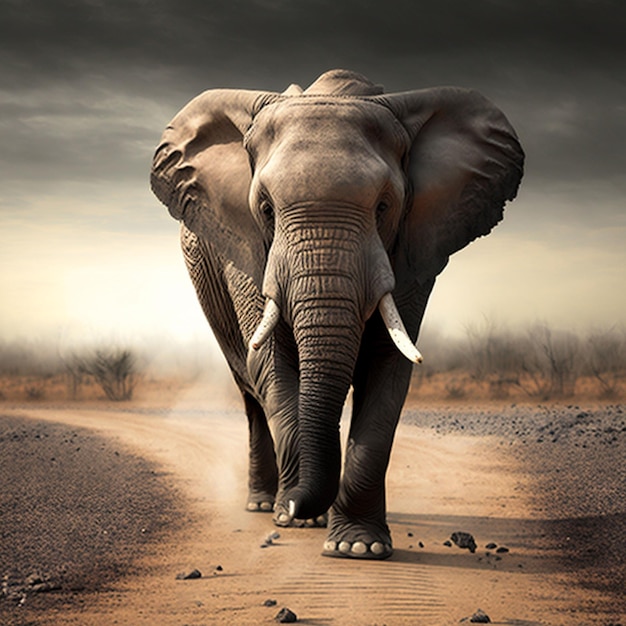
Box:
(260, 198, 274, 220)
(377, 201, 388, 215)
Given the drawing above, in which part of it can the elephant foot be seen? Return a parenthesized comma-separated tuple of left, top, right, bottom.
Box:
(245, 491, 275, 513)
(272, 501, 327, 528)
(322, 538, 392, 559)
(322, 512, 393, 560)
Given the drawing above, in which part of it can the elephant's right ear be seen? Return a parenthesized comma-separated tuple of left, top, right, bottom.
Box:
(381, 87, 524, 285)
(151, 89, 278, 287)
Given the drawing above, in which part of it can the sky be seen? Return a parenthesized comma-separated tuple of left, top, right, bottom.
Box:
(1, 0, 625, 359)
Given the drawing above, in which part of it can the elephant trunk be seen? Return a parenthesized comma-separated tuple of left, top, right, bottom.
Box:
(289, 293, 363, 519)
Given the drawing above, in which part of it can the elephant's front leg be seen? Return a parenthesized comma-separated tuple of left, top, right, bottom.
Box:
(248, 327, 327, 528)
(323, 320, 416, 559)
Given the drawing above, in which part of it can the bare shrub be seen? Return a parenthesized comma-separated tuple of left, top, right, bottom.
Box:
(79, 348, 137, 401)
(518, 325, 581, 399)
(462, 319, 524, 398)
(25, 383, 46, 401)
(445, 376, 469, 399)
(584, 328, 626, 397)
(63, 355, 86, 400)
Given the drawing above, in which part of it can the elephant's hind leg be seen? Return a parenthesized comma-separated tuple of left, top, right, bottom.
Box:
(243, 392, 278, 512)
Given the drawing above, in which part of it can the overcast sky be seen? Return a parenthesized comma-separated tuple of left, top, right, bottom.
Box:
(1, 0, 625, 354)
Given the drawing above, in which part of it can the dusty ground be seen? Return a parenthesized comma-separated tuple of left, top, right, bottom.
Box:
(0, 383, 624, 625)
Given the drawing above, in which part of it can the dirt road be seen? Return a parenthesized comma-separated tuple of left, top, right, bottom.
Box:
(1, 400, 624, 625)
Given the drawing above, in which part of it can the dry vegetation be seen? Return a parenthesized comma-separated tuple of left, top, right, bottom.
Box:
(0, 343, 141, 402)
(1, 322, 625, 404)
(410, 321, 626, 402)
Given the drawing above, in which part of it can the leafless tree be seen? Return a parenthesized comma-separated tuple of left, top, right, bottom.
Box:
(585, 327, 626, 397)
(519, 325, 581, 398)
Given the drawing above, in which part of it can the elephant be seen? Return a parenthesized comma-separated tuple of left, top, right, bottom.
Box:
(151, 69, 524, 560)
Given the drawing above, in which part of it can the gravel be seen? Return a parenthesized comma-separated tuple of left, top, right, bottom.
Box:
(0, 414, 184, 621)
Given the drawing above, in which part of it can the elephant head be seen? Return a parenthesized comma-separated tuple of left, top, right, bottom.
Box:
(151, 70, 523, 520)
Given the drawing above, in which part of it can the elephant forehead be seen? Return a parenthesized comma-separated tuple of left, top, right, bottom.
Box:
(249, 100, 405, 204)
(248, 98, 407, 160)
(259, 142, 390, 206)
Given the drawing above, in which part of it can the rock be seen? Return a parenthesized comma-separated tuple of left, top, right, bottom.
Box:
(419, 541, 424, 548)
(275, 606, 298, 622)
(176, 569, 202, 580)
(261, 531, 281, 548)
(496, 546, 509, 554)
(451, 531, 477, 553)
(30, 581, 60, 593)
(443, 540, 452, 547)
(264, 598, 277, 606)
(26, 573, 44, 586)
(469, 608, 491, 623)
(485, 543, 497, 550)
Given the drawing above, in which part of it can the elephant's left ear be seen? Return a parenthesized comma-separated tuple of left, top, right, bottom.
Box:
(151, 89, 279, 287)
(380, 88, 524, 284)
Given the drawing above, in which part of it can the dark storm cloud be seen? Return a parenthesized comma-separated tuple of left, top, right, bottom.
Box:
(1, 0, 625, 212)
(3, 0, 624, 90)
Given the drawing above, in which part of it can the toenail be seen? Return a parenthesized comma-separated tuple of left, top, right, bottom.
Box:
(371, 542, 385, 555)
(338, 541, 351, 554)
(351, 541, 367, 555)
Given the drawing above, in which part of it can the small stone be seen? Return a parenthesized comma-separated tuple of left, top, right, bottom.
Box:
(26, 574, 44, 586)
(264, 598, 277, 606)
(176, 569, 202, 580)
(407, 531, 414, 537)
(275, 607, 298, 622)
(443, 540, 452, 547)
(261, 531, 281, 548)
(496, 546, 509, 554)
(469, 608, 491, 623)
(215, 565, 223, 571)
(485, 543, 497, 550)
(418, 541, 424, 548)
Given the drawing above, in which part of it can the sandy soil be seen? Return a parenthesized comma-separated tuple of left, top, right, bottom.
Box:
(1, 390, 624, 625)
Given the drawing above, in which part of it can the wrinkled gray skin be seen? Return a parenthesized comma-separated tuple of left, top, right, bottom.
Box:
(151, 70, 524, 559)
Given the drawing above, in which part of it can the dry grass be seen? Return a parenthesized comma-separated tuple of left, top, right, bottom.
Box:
(1, 370, 621, 407)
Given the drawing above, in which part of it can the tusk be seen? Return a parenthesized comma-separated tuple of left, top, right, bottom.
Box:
(378, 293, 424, 364)
(249, 299, 280, 350)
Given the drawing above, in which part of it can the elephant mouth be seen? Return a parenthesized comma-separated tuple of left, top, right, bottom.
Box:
(249, 292, 423, 364)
